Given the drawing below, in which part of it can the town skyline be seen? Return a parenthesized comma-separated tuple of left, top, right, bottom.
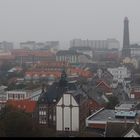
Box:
(0, 0, 140, 47)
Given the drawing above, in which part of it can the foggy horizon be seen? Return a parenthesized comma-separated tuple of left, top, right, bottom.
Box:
(0, 0, 140, 48)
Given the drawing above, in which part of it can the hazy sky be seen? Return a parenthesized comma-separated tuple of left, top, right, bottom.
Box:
(0, 0, 140, 47)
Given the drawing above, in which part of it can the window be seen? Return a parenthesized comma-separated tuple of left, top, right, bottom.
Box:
(65, 127, 70, 131)
(53, 115, 56, 121)
(18, 94, 20, 99)
(39, 116, 47, 124)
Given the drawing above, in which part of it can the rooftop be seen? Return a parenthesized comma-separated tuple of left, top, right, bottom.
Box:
(88, 109, 140, 123)
(115, 103, 136, 110)
(7, 99, 36, 113)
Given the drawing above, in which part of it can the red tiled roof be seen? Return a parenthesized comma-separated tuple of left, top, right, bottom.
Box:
(69, 68, 93, 78)
(96, 80, 112, 92)
(25, 71, 61, 78)
(31, 50, 55, 57)
(7, 99, 36, 113)
(12, 49, 55, 57)
(35, 61, 70, 68)
(0, 55, 15, 60)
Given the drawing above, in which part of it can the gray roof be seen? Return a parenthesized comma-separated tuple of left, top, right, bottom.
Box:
(38, 79, 88, 105)
(88, 109, 140, 123)
(56, 50, 79, 56)
(82, 83, 109, 105)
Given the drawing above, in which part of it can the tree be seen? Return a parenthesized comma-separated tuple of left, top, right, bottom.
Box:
(106, 96, 119, 109)
(0, 105, 41, 137)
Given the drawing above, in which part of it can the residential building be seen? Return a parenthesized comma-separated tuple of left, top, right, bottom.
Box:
(56, 91, 79, 132)
(56, 50, 92, 64)
(7, 99, 37, 113)
(93, 48, 119, 61)
(20, 41, 59, 52)
(20, 41, 36, 50)
(130, 85, 140, 99)
(0, 41, 14, 52)
(6, 89, 42, 101)
(86, 107, 140, 131)
(130, 44, 140, 58)
(11, 49, 55, 65)
(37, 70, 90, 132)
(70, 39, 120, 50)
(115, 103, 137, 111)
(107, 66, 131, 83)
(123, 57, 139, 69)
(6, 91, 27, 100)
(0, 86, 7, 110)
(124, 126, 140, 137)
(69, 46, 93, 58)
(105, 122, 135, 137)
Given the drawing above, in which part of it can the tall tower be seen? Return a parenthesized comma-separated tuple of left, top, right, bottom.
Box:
(122, 17, 130, 58)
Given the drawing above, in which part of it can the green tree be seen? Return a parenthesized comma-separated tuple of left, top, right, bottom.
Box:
(0, 105, 40, 137)
(106, 96, 119, 109)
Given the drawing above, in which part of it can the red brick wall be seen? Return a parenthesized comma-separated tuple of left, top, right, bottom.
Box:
(88, 99, 103, 114)
(88, 123, 106, 129)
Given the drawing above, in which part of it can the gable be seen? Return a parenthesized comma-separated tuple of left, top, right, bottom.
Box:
(56, 93, 78, 106)
(57, 98, 62, 105)
(96, 81, 111, 92)
(124, 129, 140, 137)
(102, 71, 113, 79)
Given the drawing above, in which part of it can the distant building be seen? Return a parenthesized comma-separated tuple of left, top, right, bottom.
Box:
(130, 44, 140, 58)
(20, 41, 36, 50)
(107, 66, 131, 83)
(93, 48, 119, 61)
(69, 46, 93, 58)
(56, 50, 92, 64)
(70, 38, 120, 50)
(0, 86, 7, 110)
(0, 41, 14, 52)
(20, 41, 59, 52)
(11, 49, 55, 65)
(44, 41, 59, 52)
(130, 85, 140, 99)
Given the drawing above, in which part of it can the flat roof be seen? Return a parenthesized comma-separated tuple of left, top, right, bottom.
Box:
(88, 109, 140, 123)
(115, 103, 135, 110)
(115, 111, 136, 117)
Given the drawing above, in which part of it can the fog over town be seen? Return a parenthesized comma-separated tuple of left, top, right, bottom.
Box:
(0, 0, 140, 138)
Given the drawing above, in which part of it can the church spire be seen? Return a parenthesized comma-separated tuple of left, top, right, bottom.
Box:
(59, 69, 68, 88)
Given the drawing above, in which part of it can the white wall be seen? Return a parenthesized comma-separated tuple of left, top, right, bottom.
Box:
(108, 67, 131, 83)
(56, 93, 79, 132)
(56, 106, 63, 131)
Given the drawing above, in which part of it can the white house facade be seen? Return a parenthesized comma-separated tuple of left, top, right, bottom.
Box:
(56, 93, 79, 132)
(107, 66, 131, 83)
(124, 129, 140, 137)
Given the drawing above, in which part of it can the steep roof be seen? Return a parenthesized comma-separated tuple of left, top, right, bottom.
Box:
(38, 70, 88, 104)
